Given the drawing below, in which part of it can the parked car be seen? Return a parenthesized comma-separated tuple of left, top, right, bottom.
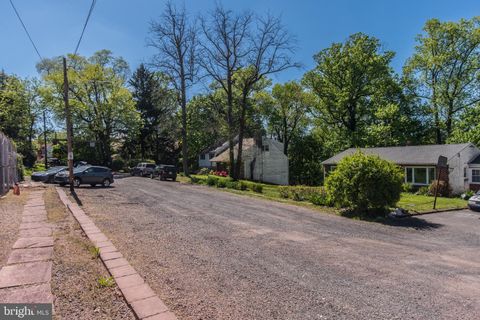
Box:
(54, 165, 114, 187)
(31, 166, 67, 183)
(468, 191, 480, 211)
(150, 164, 177, 181)
(130, 163, 156, 177)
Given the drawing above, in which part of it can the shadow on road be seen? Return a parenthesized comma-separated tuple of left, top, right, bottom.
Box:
(381, 217, 443, 230)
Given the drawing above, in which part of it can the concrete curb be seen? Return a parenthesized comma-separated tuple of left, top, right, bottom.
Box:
(407, 207, 469, 216)
(56, 188, 177, 320)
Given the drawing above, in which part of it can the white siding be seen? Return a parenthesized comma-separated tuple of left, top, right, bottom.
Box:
(449, 143, 480, 194)
(243, 138, 289, 185)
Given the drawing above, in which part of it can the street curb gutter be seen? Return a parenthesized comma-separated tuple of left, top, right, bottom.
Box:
(56, 188, 177, 320)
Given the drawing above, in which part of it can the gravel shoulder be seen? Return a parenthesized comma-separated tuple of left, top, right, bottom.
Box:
(73, 177, 480, 320)
(45, 187, 135, 319)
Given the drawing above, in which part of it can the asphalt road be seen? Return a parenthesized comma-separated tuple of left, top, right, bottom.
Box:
(74, 177, 480, 320)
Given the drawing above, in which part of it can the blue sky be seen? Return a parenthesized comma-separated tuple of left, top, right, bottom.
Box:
(2, 0, 480, 85)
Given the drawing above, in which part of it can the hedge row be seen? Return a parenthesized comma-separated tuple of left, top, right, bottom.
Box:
(191, 175, 263, 193)
(279, 186, 330, 206)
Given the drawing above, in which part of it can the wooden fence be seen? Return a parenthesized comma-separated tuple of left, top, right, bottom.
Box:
(0, 131, 18, 196)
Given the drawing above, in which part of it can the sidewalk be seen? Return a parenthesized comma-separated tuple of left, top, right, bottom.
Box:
(0, 190, 54, 304)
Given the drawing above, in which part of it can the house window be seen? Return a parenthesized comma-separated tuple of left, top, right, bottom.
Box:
(414, 168, 427, 184)
(428, 168, 436, 183)
(472, 169, 480, 183)
(200, 154, 206, 160)
(405, 167, 436, 185)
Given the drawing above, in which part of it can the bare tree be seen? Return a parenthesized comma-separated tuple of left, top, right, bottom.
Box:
(233, 15, 298, 178)
(200, 5, 297, 179)
(148, 1, 197, 175)
(199, 5, 252, 178)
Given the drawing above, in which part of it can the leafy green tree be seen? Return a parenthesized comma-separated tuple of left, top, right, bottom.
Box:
(403, 17, 480, 143)
(129, 64, 177, 162)
(186, 94, 227, 169)
(258, 81, 313, 155)
(38, 50, 140, 166)
(288, 133, 325, 186)
(303, 33, 403, 150)
(448, 104, 480, 145)
(0, 72, 41, 166)
(325, 152, 404, 214)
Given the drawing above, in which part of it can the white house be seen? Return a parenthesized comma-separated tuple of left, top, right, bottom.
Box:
(322, 143, 480, 194)
(209, 137, 289, 185)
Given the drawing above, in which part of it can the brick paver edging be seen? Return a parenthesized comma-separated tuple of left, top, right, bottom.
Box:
(55, 188, 177, 320)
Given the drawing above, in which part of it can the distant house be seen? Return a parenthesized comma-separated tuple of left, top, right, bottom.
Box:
(206, 137, 289, 185)
(322, 143, 480, 193)
(198, 137, 239, 169)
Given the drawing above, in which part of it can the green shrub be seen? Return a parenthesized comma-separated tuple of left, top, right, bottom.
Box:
(279, 186, 290, 198)
(225, 181, 239, 190)
(402, 183, 413, 193)
(325, 152, 404, 214)
(190, 176, 200, 184)
(217, 179, 227, 188)
(461, 189, 475, 200)
(415, 186, 430, 196)
(290, 186, 318, 201)
(111, 158, 125, 171)
(206, 175, 219, 186)
(197, 168, 210, 175)
(239, 181, 249, 191)
(308, 187, 330, 206)
(428, 180, 452, 197)
(252, 183, 263, 193)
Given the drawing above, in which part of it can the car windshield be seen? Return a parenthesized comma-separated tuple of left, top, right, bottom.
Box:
(147, 164, 156, 168)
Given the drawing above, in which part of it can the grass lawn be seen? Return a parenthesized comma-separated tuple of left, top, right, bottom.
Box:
(178, 175, 467, 214)
(397, 193, 467, 213)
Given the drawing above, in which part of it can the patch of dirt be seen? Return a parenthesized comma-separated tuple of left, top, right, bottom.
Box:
(0, 188, 29, 265)
(45, 187, 135, 320)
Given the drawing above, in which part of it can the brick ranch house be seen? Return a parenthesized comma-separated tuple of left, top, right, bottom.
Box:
(322, 143, 480, 194)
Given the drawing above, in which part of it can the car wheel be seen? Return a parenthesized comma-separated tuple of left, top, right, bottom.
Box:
(60, 183, 66, 187)
(150, 173, 154, 179)
(172, 177, 176, 182)
(73, 178, 81, 188)
(102, 179, 111, 187)
(90, 184, 96, 187)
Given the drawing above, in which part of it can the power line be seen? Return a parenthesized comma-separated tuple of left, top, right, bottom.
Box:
(74, 0, 97, 56)
(9, 0, 43, 61)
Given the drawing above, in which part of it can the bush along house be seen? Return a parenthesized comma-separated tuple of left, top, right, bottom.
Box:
(208, 136, 289, 185)
(321, 143, 480, 194)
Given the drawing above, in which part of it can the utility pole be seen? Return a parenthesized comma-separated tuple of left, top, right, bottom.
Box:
(63, 57, 74, 193)
(43, 110, 48, 170)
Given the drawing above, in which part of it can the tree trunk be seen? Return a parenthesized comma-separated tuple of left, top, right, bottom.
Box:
(227, 74, 235, 179)
(234, 96, 248, 180)
(181, 77, 189, 176)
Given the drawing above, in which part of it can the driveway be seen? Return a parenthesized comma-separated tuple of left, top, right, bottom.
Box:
(73, 177, 480, 320)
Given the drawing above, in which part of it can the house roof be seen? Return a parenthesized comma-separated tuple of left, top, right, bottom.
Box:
(321, 143, 473, 166)
(210, 138, 256, 162)
(199, 136, 239, 156)
(470, 154, 480, 164)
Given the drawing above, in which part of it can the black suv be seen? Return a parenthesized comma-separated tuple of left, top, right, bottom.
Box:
(54, 166, 114, 187)
(151, 165, 177, 181)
